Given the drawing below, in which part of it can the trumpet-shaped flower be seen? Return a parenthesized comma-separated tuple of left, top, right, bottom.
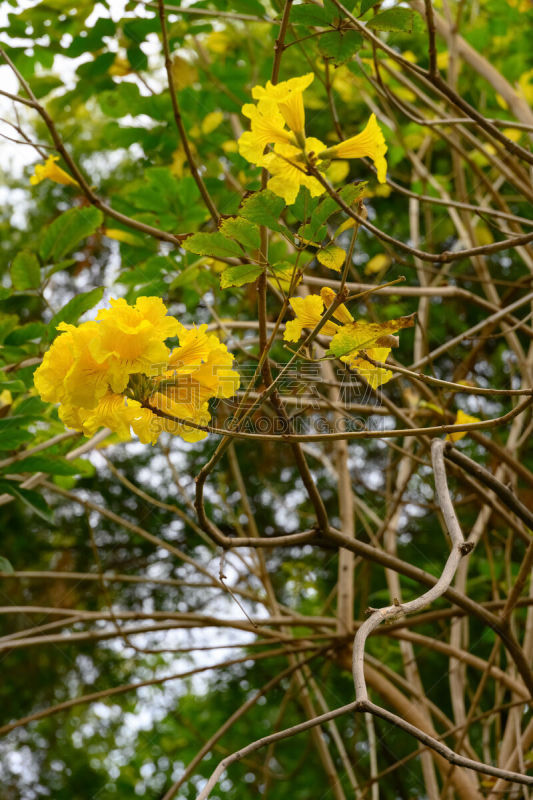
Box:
(320, 114, 388, 183)
(252, 73, 314, 134)
(146, 394, 211, 443)
(30, 155, 79, 187)
(169, 323, 221, 375)
(283, 294, 340, 343)
(92, 296, 180, 387)
(165, 327, 240, 405)
(238, 101, 293, 165)
(35, 297, 239, 446)
(80, 394, 142, 440)
(262, 137, 326, 205)
(319, 287, 354, 325)
(34, 321, 116, 410)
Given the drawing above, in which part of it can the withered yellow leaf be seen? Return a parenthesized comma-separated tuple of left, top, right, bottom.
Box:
(317, 245, 346, 272)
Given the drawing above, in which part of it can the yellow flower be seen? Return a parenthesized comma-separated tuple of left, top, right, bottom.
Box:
(147, 395, 211, 443)
(165, 325, 240, 404)
(238, 100, 293, 165)
(447, 409, 481, 442)
(34, 321, 115, 409)
(252, 73, 314, 134)
(201, 111, 224, 135)
(129, 405, 162, 445)
(30, 155, 79, 188)
(34, 297, 241, 447)
(92, 296, 180, 386)
(364, 253, 391, 275)
(343, 346, 393, 389)
(320, 287, 354, 324)
(283, 295, 340, 342)
(34, 326, 76, 405)
(81, 394, 142, 440)
(262, 136, 326, 205)
(320, 114, 388, 183)
(59, 321, 124, 408)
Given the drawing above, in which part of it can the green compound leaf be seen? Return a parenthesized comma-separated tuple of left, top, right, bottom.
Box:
(290, 4, 329, 26)
(360, 0, 382, 14)
(0, 556, 14, 574)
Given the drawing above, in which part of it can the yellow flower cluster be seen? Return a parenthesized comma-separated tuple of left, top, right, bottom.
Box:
(284, 287, 407, 389)
(238, 73, 388, 204)
(34, 297, 240, 444)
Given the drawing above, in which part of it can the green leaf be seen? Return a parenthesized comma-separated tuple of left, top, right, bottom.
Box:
(0, 430, 33, 451)
(290, 4, 329, 25)
(182, 232, 244, 259)
(238, 190, 286, 233)
(219, 217, 261, 251)
(0, 379, 26, 394)
(11, 251, 40, 290)
(0, 556, 14, 573)
(4, 322, 46, 345)
(0, 314, 19, 344)
(220, 264, 262, 289)
(0, 479, 53, 523)
(30, 74, 63, 98)
(360, 0, 382, 14)
(40, 207, 103, 262)
(43, 259, 77, 280)
(0, 455, 80, 476)
(298, 183, 365, 242)
(126, 44, 148, 71)
(47, 287, 104, 338)
(76, 51, 115, 78)
(318, 30, 362, 65)
(0, 416, 34, 450)
(323, 0, 342, 24)
(367, 8, 415, 32)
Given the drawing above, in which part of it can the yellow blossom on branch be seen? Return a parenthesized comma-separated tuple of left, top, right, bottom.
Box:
(238, 101, 293, 165)
(283, 294, 341, 343)
(319, 287, 354, 324)
(30, 155, 79, 188)
(284, 289, 413, 388)
(251, 73, 314, 135)
(262, 137, 326, 205)
(33, 297, 240, 445)
(319, 114, 388, 184)
(447, 409, 481, 442)
(237, 75, 388, 204)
